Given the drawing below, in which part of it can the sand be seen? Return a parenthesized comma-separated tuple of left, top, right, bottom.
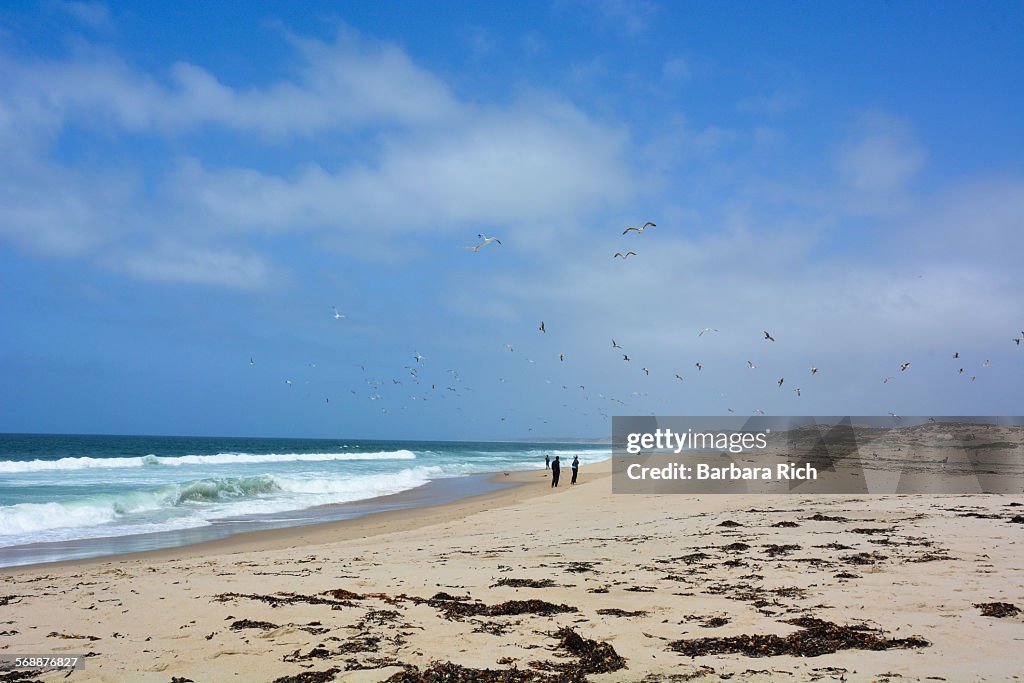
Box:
(2, 459, 1023, 682)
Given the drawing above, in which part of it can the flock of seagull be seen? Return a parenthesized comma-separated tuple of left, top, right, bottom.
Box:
(248, 223, 1020, 427)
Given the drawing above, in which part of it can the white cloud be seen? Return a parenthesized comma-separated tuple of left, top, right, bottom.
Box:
(0, 26, 459, 138)
(55, 1, 113, 31)
(164, 103, 635, 242)
(836, 112, 927, 194)
(107, 243, 273, 289)
(737, 87, 803, 115)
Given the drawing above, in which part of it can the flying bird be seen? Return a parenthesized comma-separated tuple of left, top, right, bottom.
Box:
(883, 376, 895, 384)
(675, 374, 684, 381)
(698, 328, 719, 337)
(810, 366, 818, 375)
(695, 362, 702, 371)
(612, 339, 622, 349)
(477, 234, 502, 246)
(285, 379, 293, 386)
(505, 343, 514, 352)
(332, 306, 346, 320)
(462, 244, 483, 252)
(1013, 337, 1022, 345)
(622, 222, 655, 234)
(539, 321, 546, 333)
(249, 357, 255, 366)
(613, 251, 637, 259)
(623, 354, 631, 361)
(559, 353, 565, 362)
(746, 360, 756, 369)
(900, 362, 910, 372)
(763, 331, 775, 342)
(794, 388, 801, 397)
(953, 352, 960, 359)
(414, 352, 426, 363)
(777, 377, 784, 387)
(959, 368, 964, 374)
(642, 367, 649, 376)
(983, 360, 990, 368)
(754, 409, 766, 415)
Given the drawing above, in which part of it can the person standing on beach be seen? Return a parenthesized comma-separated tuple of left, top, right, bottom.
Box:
(571, 455, 579, 485)
(551, 456, 560, 487)
(546, 454, 550, 470)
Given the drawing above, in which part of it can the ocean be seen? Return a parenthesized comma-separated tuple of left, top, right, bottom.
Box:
(0, 433, 608, 567)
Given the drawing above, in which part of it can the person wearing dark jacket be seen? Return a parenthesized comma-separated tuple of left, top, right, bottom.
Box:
(551, 456, 560, 487)
(571, 455, 579, 485)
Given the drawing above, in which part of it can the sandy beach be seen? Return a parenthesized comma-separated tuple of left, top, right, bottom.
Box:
(2, 458, 1023, 683)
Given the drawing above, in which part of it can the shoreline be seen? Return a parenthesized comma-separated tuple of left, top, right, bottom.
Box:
(4, 462, 600, 574)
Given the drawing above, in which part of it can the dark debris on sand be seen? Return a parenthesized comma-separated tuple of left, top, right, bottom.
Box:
(722, 543, 751, 552)
(772, 521, 799, 528)
(214, 591, 353, 609)
(596, 608, 649, 617)
(385, 627, 625, 683)
(271, 668, 342, 683)
(805, 513, 850, 522)
(1, 672, 46, 683)
(492, 578, 558, 588)
(718, 520, 743, 527)
(668, 617, 929, 658)
(429, 597, 578, 621)
(385, 662, 541, 683)
(230, 619, 278, 631)
(975, 602, 1020, 618)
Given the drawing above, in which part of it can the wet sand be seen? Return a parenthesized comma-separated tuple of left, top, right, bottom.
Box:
(2, 460, 1023, 682)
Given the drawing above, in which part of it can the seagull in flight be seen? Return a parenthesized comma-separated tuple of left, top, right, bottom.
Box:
(794, 388, 801, 397)
(642, 367, 649, 376)
(695, 362, 702, 371)
(612, 339, 622, 349)
(249, 357, 255, 366)
(959, 368, 964, 374)
(810, 366, 817, 375)
(613, 251, 637, 259)
(539, 321, 546, 333)
(777, 377, 785, 387)
(414, 352, 426, 363)
(754, 409, 766, 415)
(698, 328, 719, 337)
(675, 374, 684, 381)
(883, 376, 895, 384)
(285, 379, 293, 386)
(1013, 336, 1022, 345)
(623, 354, 631, 361)
(763, 330, 775, 342)
(623, 222, 656, 234)
(559, 353, 566, 362)
(746, 360, 756, 369)
(983, 359, 990, 368)
(953, 352, 959, 359)
(505, 343, 514, 352)
(900, 362, 910, 372)
(477, 233, 502, 246)
(332, 306, 346, 320)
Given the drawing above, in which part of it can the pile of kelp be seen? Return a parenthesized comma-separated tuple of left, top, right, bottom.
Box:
(669, 617, 929, 658)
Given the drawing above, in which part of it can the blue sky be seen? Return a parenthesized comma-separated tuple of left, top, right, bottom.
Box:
(1, 1, 1022, 440)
